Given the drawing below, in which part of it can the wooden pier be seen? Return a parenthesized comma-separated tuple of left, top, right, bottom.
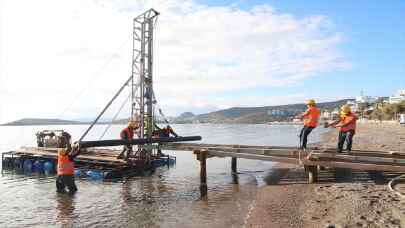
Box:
(162, 143, 405, 192)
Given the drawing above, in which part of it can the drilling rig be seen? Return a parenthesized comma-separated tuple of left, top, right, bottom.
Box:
(75, 9, 201, 164)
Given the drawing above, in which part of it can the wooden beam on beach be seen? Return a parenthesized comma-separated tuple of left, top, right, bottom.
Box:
(303, 160, 405, 172)
(308, 152, 405, 165)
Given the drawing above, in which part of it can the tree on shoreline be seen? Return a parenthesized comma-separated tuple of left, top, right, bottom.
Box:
(370, 101, 405, 120)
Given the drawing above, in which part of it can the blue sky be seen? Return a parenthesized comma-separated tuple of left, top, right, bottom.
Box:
(1, 0, 405, 122)
(202, 0, 405, 99)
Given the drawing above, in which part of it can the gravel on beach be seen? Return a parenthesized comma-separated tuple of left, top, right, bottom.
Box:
(246, 123, 405, 228)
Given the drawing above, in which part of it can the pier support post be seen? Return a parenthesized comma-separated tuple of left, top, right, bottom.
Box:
(305, 165, 318, 184)
(195, 149, 208, 196)
(231, 157, 237, 173)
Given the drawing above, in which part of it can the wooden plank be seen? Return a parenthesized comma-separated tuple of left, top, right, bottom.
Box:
(309, 152, 405, 165)
(164, 144, 304, 157)
(164, 142, 405, 154)
(14, 149, 124, 163)
(163, 143, 298, 150)
(206, 150, 299, 164)
(22, 146, 122, 156)
(303, 160, 405, 172)
(315, 149, 405, 158)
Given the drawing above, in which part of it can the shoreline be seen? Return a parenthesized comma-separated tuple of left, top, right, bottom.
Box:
(246, 123, 405, 228)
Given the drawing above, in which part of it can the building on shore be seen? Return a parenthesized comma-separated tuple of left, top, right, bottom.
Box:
(355, 96, 380, 104)
(389, 89, 405, 104)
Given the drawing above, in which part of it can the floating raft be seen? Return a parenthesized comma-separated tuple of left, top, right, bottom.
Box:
(2, 146, 176, 179)
(1, 136, 202, 179)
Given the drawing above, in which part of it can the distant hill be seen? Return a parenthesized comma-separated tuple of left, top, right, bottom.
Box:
(2, 99, 353, 126)
(173, 99, 353, 124)
(1, 118, 83, 126)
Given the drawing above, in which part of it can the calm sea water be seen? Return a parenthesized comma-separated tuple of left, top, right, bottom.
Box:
(0, 124, 325, 228)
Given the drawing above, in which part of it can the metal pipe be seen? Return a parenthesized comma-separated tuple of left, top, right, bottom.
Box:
(78, 76, 132, 142)
(78, 136, 202, 148)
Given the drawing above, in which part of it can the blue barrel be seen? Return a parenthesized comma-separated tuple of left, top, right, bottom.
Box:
(74, 169, 82, 177)
(3, 157, 13, 169)
(14, 158, 23, 170)
(33, 160, 45, 172)
(44, 161, 55, 174)
(23, 159, 33, 172)
(168, 157, 176, 165)
(86, 170, 104, 180)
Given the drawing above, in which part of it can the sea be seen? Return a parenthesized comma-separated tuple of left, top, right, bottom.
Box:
(0, 124, 325, 228)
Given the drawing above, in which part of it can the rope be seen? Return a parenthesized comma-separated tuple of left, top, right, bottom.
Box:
(98, 93, 131, 140)
(152, 92, 170, 124)
(150, 18, 170, 125)
(98, 78, 141, 140)
(388, 174, 405, 199)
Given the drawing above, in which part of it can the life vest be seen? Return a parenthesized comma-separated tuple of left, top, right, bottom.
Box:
(339, 113, 357, 132)
(57, 150, 74, 175)
(303, 107, 321, 127)
(120, 127, 134, 140)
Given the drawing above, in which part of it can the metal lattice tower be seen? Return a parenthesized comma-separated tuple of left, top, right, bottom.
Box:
(131, 9, 159, 140)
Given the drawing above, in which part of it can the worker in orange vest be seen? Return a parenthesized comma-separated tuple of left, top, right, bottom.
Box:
(327, 105, 358, 153)
(117, 120, 139, 160)
(56, 144, 80, 194)
(297, 99, 321, 149)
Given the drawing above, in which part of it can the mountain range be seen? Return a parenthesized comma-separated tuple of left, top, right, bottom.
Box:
(171, 99, 352, 124)
(1, 99, 353, 126)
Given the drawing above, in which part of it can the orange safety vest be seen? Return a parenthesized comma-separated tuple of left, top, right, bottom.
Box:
(120, 127, 134, 140)
(303, 107, 321, 127)
(339, 113, 357, 132)
(57, 153, 74, 175)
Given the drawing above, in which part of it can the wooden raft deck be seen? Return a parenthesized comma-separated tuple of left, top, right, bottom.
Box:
(162, 143, 405, 187)
(9, 147, 129, 166)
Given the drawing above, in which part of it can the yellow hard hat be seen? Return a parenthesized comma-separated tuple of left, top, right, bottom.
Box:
(306, 99, 316, 106)
(58, 148, 68, 155)
(128, 120, 138, 128)
(341, 105, 351, 115)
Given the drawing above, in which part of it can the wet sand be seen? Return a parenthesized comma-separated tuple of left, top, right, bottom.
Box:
(246, 123, 405, 228)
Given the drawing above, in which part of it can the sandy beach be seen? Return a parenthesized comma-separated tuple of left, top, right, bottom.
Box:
(246, 123, 405, 228)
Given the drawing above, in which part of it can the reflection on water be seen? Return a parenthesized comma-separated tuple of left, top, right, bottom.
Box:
(0, 124, 324, 227)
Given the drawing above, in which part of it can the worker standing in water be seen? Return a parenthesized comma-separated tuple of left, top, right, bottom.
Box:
(297, 99, 321, 150)
(327, 105, 358, 153)
(56, 143, 80, 194)
(117, 119, 139, 160)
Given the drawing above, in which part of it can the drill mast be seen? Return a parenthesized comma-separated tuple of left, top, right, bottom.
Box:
(131, 9, 159, 139)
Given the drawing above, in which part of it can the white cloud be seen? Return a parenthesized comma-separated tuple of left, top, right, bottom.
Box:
(0, 0, 349, 123)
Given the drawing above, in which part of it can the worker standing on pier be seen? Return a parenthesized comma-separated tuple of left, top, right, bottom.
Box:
(56, 144, 80, 194)
(327, 105, 358, 153)
(297, 99, 321, 150)
(117, 120, 139, 160)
